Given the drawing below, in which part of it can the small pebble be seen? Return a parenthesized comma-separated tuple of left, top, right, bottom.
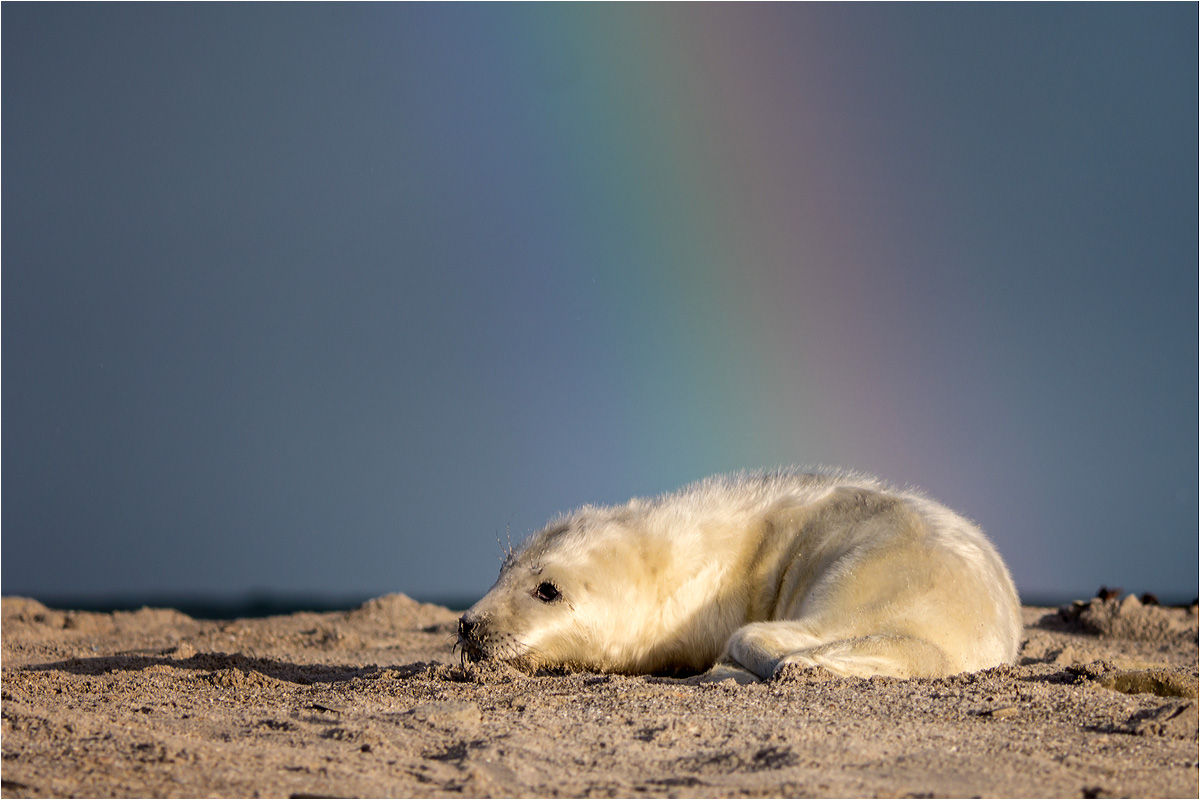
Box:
(984, 706, 1020, 719)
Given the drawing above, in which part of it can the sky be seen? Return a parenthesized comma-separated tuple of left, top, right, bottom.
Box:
(3, 4, 1197, 608)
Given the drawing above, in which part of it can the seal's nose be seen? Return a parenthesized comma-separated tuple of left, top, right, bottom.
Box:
(456, 614, 483, 665)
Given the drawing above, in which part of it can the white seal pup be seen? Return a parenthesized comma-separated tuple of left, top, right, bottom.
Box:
(458, 470, 1022, 681)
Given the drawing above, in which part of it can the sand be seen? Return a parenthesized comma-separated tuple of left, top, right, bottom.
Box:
(1, 592, 1196, 799)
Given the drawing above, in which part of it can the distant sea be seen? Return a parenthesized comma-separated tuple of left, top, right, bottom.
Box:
(27, 592, 482, 620)
(19, 590, 1197, 621)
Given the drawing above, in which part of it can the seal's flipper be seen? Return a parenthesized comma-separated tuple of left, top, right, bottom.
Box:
(689, 662, 762, 685)
(722, 620, 825, 680)
(725, 621, 953, 680)
(772, 634, 952, 679)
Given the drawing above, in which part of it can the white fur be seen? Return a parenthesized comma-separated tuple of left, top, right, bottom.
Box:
(458, 470, 1022, 681)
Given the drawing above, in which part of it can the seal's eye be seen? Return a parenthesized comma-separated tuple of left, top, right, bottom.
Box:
(533, 581, 561, 603)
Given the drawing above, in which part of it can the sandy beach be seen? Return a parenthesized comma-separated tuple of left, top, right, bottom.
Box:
(1, 592, 1196, 798)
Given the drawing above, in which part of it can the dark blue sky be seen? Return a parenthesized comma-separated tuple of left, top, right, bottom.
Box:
(3, 4, 1197, 606)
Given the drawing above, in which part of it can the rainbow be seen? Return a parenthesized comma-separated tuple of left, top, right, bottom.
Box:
(499, 5, 950, 481)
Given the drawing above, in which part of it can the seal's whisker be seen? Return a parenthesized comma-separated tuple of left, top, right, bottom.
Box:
(494, 515, 517, 564)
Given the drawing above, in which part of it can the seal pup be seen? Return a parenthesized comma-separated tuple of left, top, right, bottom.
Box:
(458, 470, 1021, 682)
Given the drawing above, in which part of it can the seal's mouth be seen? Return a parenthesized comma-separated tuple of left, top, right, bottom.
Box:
(456, 615, 487, 665)
(455, 613, 541, 671)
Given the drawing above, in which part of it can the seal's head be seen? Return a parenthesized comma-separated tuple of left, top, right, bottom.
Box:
(457, 501, 703, 674)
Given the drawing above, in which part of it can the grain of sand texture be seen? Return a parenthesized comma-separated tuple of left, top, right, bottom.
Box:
(2, 593, 1196, 798)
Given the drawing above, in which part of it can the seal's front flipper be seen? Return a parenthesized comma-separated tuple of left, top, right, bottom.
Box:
(725, 621, 954, 680)
(723, 621, 826, 680)
(773, 634, 952, 679)
(687, 662, 762, 685)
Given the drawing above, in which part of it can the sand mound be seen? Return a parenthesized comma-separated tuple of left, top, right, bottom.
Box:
(1059, 591, 1199, 642)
